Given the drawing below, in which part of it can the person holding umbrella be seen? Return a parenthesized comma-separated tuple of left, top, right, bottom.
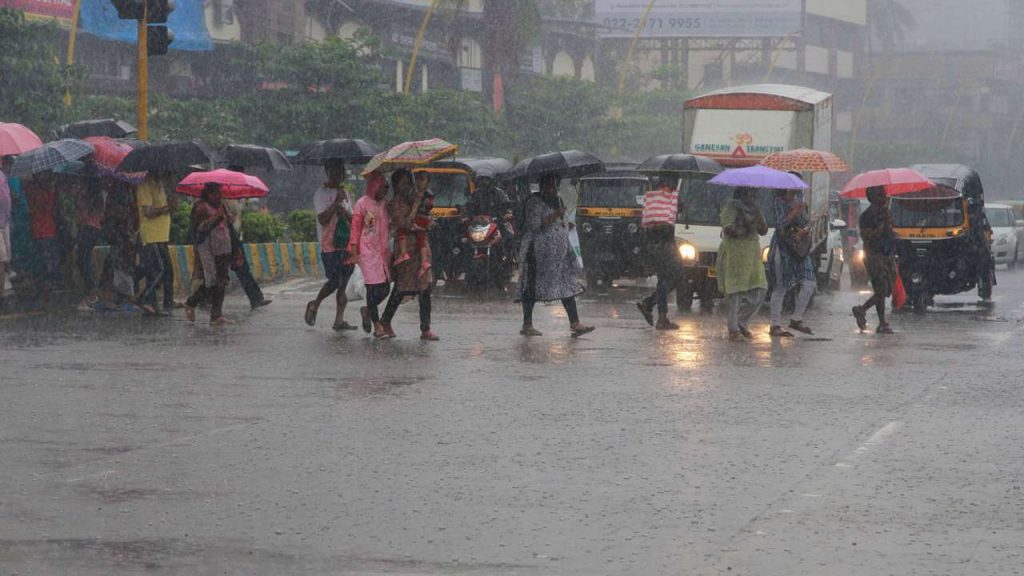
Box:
(516, 174, 594, 338)
(852, 185, 897, 334)
(305, 159, 358, 330)
(136, 172, 178, 315)
(766, 184, 817, 338)
(220, 165, 271, 311)
(718, 187, 769, 341)
(636, 174, 683, 331)
(184, 183, 235, 325)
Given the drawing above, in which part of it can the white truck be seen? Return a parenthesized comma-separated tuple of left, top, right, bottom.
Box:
(674, 84, 845, 310)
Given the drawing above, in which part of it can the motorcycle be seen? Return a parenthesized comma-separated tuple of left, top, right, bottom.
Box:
(462, 214, 516, 293)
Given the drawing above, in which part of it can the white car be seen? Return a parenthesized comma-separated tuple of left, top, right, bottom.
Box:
(986, 204, 1023, 269)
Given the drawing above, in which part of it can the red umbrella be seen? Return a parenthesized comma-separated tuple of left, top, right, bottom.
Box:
(175, 169, 269, 199)
(0, 123, 44, 157)
(84, 136, 146, 183)
(840, 168, 936, 198)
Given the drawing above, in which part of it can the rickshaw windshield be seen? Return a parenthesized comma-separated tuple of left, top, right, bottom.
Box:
(430, 173, 470, 208)
(579, 178, 646, 208)
(680, 181, 779, 228)
(891, 197, 966, 228)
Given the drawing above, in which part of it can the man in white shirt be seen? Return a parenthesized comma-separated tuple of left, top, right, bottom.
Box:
(304, 159, 358, 330)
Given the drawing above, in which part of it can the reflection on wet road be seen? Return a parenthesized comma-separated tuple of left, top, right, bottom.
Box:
(2, 271, 1024, 575)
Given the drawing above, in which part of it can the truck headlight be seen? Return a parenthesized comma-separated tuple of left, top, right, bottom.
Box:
(679, 243, 697, 261)
(761, 246, 770, 264)
(581, 221, 593, 234)
(996, 236, 1009, 245)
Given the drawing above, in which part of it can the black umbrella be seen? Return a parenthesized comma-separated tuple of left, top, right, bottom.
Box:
(637, 154, 722, 177)
(220, 144, 292, 172)
(118, 141, 213, 173)
(293, 138, 382, 166)
(507, 150, 604, 182)
(56, 118, 137, 139)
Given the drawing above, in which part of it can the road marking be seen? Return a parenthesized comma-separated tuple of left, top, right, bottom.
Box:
(835, 420, 903, 468)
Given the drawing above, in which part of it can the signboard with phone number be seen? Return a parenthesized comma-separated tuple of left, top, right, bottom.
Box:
(596, 0, 803, 38)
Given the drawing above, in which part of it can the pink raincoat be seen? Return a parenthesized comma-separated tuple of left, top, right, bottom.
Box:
(349, 173, 391, 285)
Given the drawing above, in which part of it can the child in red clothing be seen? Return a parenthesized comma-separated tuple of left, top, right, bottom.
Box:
(393, 171, 434, 277)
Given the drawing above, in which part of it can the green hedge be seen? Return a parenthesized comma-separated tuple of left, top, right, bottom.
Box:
(286, 209, 318, 243)
(241, 211, 287, 243)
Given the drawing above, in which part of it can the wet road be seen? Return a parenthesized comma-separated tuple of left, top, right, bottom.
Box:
(2, 270, 1024, 575)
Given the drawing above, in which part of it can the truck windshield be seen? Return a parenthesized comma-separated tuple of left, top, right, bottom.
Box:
(679, 181, 779, 228)
(579, 178, 647, 208)
(891, 197, 966, 228)
(430, 173, 470, 208)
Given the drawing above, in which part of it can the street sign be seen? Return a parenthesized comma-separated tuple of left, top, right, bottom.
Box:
(595, 0, 803, 38)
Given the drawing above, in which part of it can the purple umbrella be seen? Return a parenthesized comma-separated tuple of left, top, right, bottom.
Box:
(707, 165, 809, 190)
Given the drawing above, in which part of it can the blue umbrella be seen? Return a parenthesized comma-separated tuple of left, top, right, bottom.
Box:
(707, 165, 809, 190)
(10, 139, 94, 177)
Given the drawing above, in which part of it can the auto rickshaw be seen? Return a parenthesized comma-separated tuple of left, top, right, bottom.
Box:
(416, 158, 514, 286)
(575, 164, 652, 290)
(897, 164, 996, 313)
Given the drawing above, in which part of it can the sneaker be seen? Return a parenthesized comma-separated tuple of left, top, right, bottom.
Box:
(769, 325, 794, 338)
(520, 326, 543, 337)
(570, 324, 596, 338)
(251, 299, 273, 310)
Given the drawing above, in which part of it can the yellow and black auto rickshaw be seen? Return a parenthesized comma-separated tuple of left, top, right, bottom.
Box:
(575, 164, 653, 290)
(415, 158, 514, 286)
(896, 164, 996, 313)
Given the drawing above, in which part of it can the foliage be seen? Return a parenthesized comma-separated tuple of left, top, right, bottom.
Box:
(285, 209, 318, 243)
(241, 210, 287, 243)
(170, 202, 193, 245)
(0, 9, 79, 134)
(866, 0, 917, 54)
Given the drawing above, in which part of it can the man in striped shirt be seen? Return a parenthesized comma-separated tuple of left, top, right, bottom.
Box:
(637, 176, 683, 330)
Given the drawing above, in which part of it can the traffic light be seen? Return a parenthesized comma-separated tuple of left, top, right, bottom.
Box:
(111, 0, 145, 20)
(146, 0, 175, 24)
(147, 25, 175, 56)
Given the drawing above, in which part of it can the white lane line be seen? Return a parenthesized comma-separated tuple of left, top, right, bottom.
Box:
(835, 420, 903, 468)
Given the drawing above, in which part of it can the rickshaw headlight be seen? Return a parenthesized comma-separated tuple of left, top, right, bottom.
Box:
(581, 221, 593, 234)
(911, 272, 923, 284)
(627, 223, 639, 234)
(761, 246, 770, 264)
(679, 243, 698, 261)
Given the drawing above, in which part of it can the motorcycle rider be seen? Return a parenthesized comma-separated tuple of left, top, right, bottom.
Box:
(466, 174, 515, 259)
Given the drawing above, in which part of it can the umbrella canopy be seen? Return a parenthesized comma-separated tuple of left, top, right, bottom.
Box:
(840, 168, 936, 199)
(56, 118, 137, 140)
(9, 139, 94, 177)
(84, 136, 146, 184)
(760, 149, 850, 173)
(507, 150, 605, 182)
(293, 138, 382, 166)
(118, 140, 212, 173)
(175, 169, 269, 199)
(707, 165, 809, 190)
(0, 123, 44, 157)
(221, 144, 292, 172)
(637, 153, 722, 176)
(361, 138, 459, 176)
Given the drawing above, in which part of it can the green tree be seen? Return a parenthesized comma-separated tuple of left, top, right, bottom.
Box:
(0, 9, 78, 134)
(867, 0, 917, 54)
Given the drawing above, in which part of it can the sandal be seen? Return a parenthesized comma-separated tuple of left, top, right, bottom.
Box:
(728, 330, 746, 342)
(184, 305, 196, 323)
(332, 321, 358, 331)
(520, 326, 543, 337)
(382, 323, 396, 339)
(788, 320, 814, 335)
(655, 318, 679, 331)
(636, 302, 654, 327)
(570, 324, 595, 338)
(304, 301, 318, 327)
(739, 327, 753, 339)
(769, 325, 794, 338)
(852, 306, 867, 331)
(420, 329, 440, 341)
(876, 324, 895, 335)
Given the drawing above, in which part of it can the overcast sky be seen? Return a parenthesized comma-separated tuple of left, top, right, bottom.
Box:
(897, 0, 1010, 51)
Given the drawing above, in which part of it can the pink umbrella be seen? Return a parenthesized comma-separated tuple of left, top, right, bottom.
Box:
(0, 123, 44, 157)
(175, 169, 269, 199)
(840, 168, 936, 199)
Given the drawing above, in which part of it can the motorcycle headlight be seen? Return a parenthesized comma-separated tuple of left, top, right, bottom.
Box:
(469, 229, 488, 243)
(581, 222, 593, 234)
(854, 249, 865, 262)
(627, 223, 639, 234)
(761, 246, 770, 264)
(679, 243, 697, 261)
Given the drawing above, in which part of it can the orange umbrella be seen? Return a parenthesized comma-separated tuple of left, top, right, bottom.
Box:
(761, 149, 850, 173)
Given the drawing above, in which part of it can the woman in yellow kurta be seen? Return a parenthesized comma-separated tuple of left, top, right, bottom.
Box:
(717, 187, 769, 341)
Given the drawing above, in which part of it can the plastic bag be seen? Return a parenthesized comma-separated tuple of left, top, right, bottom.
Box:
(345, 264, 365, 302)
(892, 265, 907, 310)
(567, 227, 584, 270)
